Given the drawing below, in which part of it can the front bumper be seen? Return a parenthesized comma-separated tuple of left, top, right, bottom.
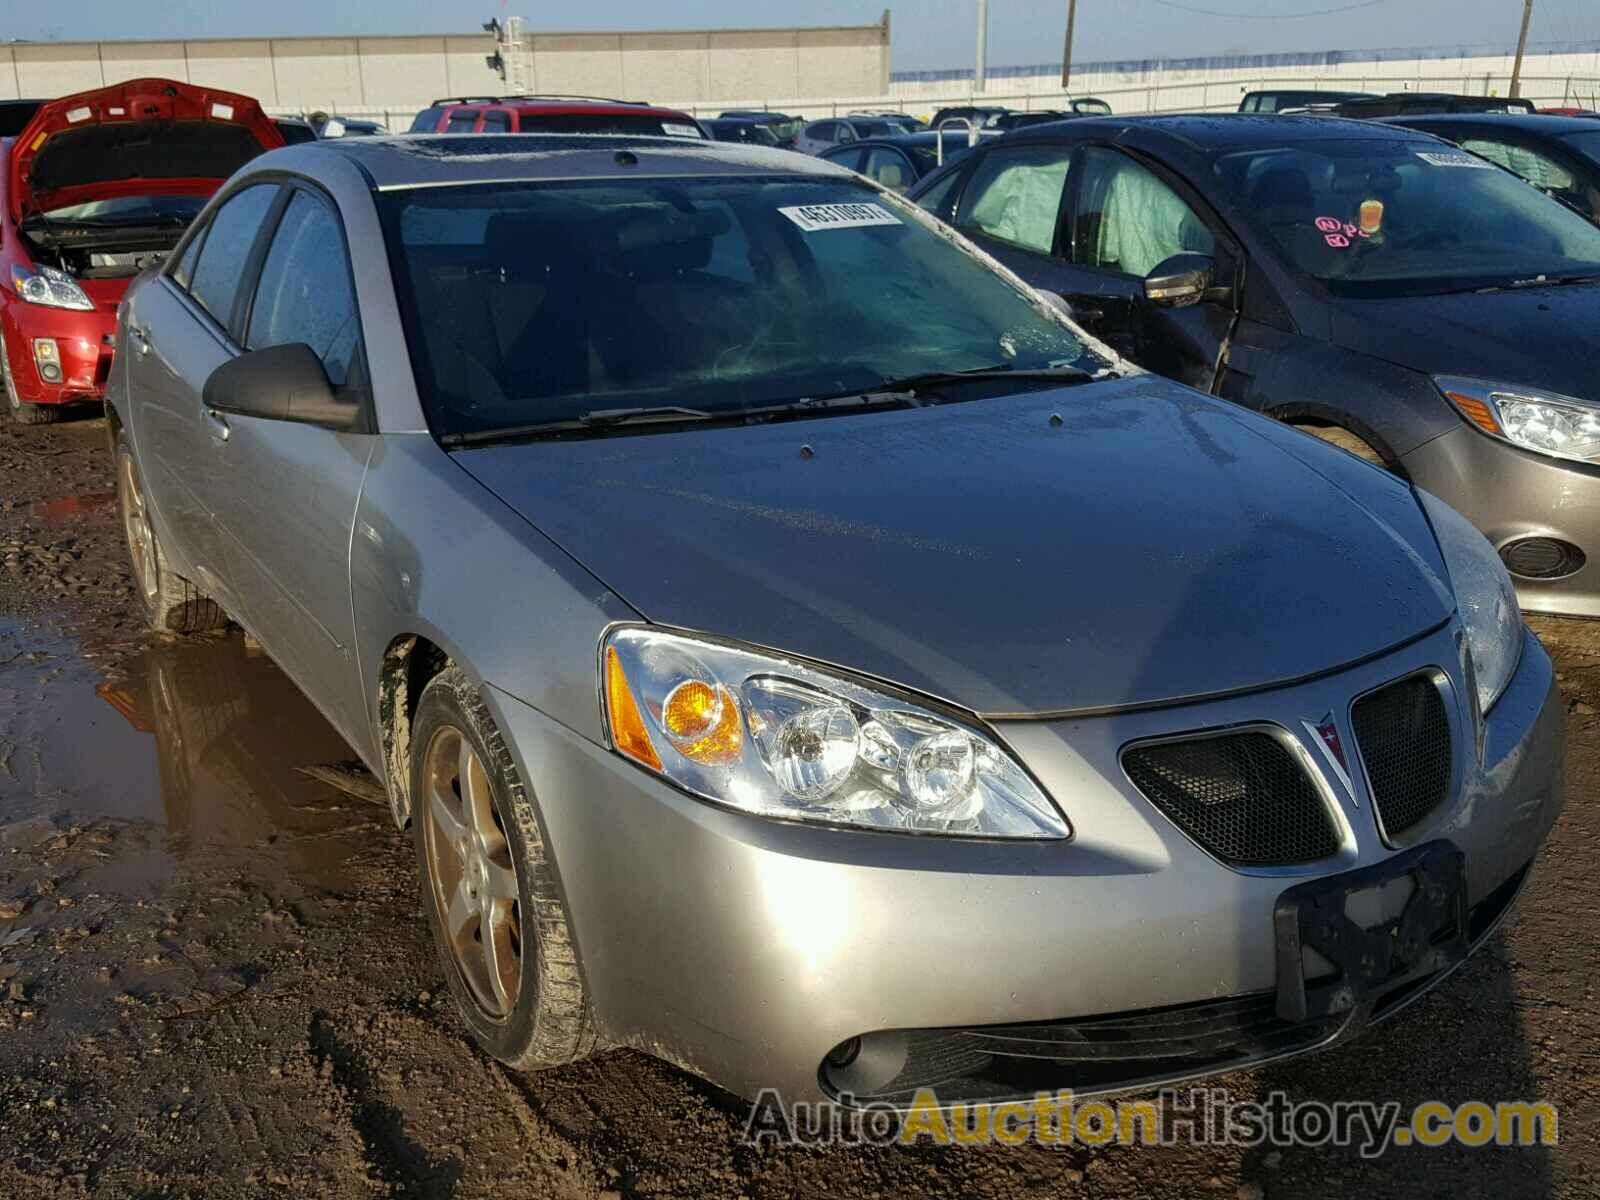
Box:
(1404, 425, 1600, 618)
(2, 304, 115, 405)
(485, 621, 1562, 1105)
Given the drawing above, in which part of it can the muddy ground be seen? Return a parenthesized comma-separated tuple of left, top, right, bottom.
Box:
(0, 411, 1595, 1200)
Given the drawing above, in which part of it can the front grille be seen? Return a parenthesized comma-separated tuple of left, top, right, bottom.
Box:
(1123, 731, 1341, 866)
(821, 993, 1343, 1106)
(1351, 676, 1451, 842)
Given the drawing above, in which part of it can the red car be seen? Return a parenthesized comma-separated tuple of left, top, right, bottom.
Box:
(406, 95, 706, 139)
(0, 79, 282, 423)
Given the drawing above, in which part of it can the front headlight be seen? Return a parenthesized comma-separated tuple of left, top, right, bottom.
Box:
(1417, 491, 1522, 713)
(10, 264, 93, 312)
(601, 627, 1069, 839)
(1437, 375, 1600, 464)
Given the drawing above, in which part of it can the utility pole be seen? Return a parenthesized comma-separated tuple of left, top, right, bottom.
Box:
(976, 0, 988, 94)
(1509, 0, 1534, 98)
(1061, 0, 1077, 89)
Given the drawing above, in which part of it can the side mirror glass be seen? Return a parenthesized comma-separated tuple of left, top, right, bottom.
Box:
(203, 343, 361, 432)
(1143, 253, 1216, 308)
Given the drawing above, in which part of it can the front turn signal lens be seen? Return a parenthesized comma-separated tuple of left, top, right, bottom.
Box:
(1444, 390, 1501, 436)
(662, 679, 744, 764)
(604, 645, 660, 770)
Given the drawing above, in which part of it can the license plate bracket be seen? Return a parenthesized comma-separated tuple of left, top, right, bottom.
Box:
(1274, 841, 1468, 1023)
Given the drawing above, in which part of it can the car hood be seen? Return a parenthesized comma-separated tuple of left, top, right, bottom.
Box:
(7, 78, 283, 223)
(1333, 283, 1600, 401)
(454, 380, 1455, 716)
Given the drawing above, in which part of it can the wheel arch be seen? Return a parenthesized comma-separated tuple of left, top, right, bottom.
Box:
(376, 631, 454, 828)
(1271, 401, 1408, 477)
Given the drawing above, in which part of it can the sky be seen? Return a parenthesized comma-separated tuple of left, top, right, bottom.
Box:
(6, 0, 1599, 73)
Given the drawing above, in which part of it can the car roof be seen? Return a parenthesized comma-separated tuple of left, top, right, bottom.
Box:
(825, 131, 971, 150)
(1380, 112, 1600, 137)
(996, 112, 1439, 152)
(272, 134, 853, 190)
(429, 96, 691, 119)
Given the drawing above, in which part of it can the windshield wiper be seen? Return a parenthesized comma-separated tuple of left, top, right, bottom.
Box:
(440, 405, 715, 446)
(1466, 273, 1600, 294)
(872, 364, 1099, 393)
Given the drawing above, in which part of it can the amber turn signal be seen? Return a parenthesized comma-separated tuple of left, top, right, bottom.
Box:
(1445, 390, 1501, 437)
(605, 645, 661, 770)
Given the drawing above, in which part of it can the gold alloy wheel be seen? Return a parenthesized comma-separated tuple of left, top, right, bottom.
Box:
(117, 451, 160, 608)
(420, 724, 523, 1019)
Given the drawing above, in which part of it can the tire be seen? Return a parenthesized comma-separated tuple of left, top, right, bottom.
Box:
(411, 666, 596, 1070)
(0, 336, 58, 425)
(1293, 422, 1388, 469)
(114, 433, 227, 633)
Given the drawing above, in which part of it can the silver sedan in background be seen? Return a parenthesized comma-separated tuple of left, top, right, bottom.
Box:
(110, 135, 1561, 1108)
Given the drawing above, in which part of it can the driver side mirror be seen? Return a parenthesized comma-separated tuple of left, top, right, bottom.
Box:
(203, 343, 362, 432)
(1143, 253, 1221, 308)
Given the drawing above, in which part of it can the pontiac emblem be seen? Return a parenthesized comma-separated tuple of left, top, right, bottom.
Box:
(1303, 711, 1358, 805)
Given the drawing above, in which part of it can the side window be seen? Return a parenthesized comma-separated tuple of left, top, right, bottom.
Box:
(170, 226, 206, 290)
(822, 147, 864, 172)
(445, 110, 479, 133)
(1240, 96, 1258, 113)
(808, 121, 835, 142)
(245, 190, 361, 389)
(954, 145, 1073, 253)
(188, 184, 279, 331)
(915, 165, 965, 219)
(862, 148, 915, 193)
(1460, 138, 1576, 192)
(481, 109, 512, 133)
(1072, 147, 1215, 276)
(836, 124, 857, 143)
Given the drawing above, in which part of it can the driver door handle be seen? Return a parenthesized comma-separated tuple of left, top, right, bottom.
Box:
(127, 326, 150, 356)
(202, 407, 230, 442)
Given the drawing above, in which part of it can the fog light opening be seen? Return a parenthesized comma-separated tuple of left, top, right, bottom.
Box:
(1499, 536, 1586, 582)
(819, 1032, 910, 1098)
(825, 1037, 861, 1069)
(31, 338, 61, 384)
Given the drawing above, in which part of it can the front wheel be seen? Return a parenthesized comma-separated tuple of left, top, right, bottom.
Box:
(412, 666, 596, 1070)
(114, 434, 226, 633)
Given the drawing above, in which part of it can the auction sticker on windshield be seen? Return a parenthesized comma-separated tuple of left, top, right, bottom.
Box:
(779, 203, 903, 232)
(1415, 151, 1496, 169)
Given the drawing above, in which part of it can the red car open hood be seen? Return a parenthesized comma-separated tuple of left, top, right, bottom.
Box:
(8, 78, 283, 223)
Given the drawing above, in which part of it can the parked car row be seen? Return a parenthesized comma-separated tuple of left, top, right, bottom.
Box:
(0, 75, 1582, 1118)
(99, 125, 1562, 1118)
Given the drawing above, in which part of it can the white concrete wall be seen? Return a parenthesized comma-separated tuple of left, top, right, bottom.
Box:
(0, 22, 890, 113)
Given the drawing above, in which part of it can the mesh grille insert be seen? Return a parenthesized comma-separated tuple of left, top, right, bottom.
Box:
(1352, 676, 1451, 842)
(1123, 731, 1341, 866)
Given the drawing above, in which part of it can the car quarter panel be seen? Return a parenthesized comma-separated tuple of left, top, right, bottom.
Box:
(348, 433, 642, 813)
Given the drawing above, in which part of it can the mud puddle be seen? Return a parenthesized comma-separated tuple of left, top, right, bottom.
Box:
(0, 619, 387, 859)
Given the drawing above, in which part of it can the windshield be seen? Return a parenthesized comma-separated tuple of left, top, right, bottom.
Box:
(40, 195, 209, 224)
(1216, 138, 1600, 297)
(380, 177, 1102, 438)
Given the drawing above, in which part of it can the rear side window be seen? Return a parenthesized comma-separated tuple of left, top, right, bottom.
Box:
(481, 110, 512, 133)
(408, 107, 444, 133)
(445, 110, 479, 133)
(246, 191, 361, 388)
(808, 121, 836, 141)
(188, 184, 278, 331)
(170, 228, 205, 289)
(956, 145, 1073, 253)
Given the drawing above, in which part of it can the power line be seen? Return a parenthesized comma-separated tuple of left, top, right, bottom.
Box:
(1144, 0, 1386, 19)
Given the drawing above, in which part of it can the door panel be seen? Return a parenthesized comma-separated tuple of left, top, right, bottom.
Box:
(205, 187, 375, 750)
(124, 280, 236, 602)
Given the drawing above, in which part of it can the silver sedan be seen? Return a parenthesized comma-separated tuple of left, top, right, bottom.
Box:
(109, 135, 1562, 1108)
